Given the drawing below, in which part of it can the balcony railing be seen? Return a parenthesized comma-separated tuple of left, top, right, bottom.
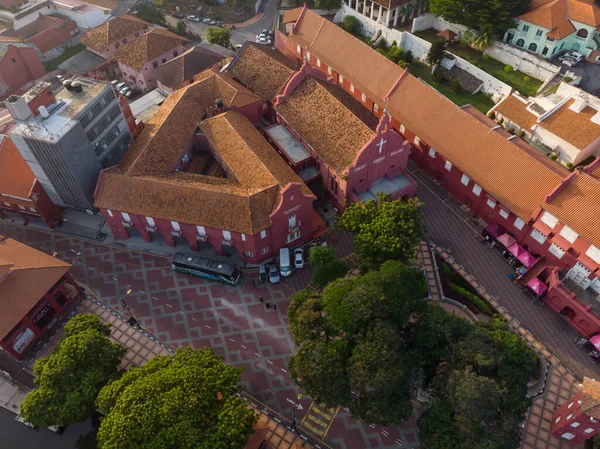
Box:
(122, 220, 133, 227)
(222, 239, 233, 247)
(146, 225, 157, 232)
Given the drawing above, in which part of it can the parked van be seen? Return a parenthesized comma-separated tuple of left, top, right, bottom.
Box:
(259, 263, 267, 283)
(279, 248, 292, 277)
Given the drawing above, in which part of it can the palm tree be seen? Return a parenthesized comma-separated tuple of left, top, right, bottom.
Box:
(472, 31, 497, 52)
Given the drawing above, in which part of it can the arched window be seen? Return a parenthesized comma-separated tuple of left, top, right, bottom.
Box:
(528, 43, 537, 52)
(576, 28, 588, 38)
(542, 47, 549, 55)
(572, 42, 581, 51)
(516, 39, 525, 47)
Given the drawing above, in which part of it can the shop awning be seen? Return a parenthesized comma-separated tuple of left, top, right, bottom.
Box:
(484, 223, 506, 239)
(497, 233, 517, 248)
(590, 334, 600, 350)
(508, 243, 537, 268)
(526, 277, 548, 296)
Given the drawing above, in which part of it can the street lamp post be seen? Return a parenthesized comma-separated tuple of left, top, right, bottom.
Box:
(121, 293, 139, 328)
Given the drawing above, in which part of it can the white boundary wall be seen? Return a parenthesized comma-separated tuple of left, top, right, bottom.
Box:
(411, 12, 559, 81)
(335, 5, 511, 101)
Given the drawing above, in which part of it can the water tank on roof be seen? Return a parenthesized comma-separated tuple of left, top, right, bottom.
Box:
(38, 105, 49, 118)
(4, 95, 32, 122)
(72, 81, 83, 93)
(63, 80, 73, 91)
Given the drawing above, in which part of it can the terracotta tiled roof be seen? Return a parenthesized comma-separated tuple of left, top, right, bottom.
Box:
(0, 236, 71, 339)
(387, 75, 565, 220)
(276, 76, 376, 174)
(0, 135, 36, 199)
(581, 377, 600, 419)
(543, 172, 600, 247)
(518, 0, 575, 39)
(114, 29, 188, 71)
(153, 46, 224, 91)
(289, 8, 404, 106)
(538, 99, 600, 149)
(566, 0, 600, 26)
(81, 15, 148, 53)
(437, 29, 457, 40)
(493, 94, 539, 130)
(227, 43, 298, 101)
(244, 414, 270, 449)
(95, 70, 312, 234)
(282, 7, 303, 23)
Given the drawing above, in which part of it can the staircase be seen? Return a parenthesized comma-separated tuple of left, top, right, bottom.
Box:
(537, 69, 565, 96)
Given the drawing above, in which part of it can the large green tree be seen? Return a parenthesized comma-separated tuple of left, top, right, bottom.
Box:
(206, 27, 231, 48)
(136, 3, 165, 25)
(336, 193, 424, 269)
(20, 314, 126, 428)
(314, 0, 341, 10)
(96, 347, 255, 449)
(309, 246, 347, 286)
(288, 260, 427, 425)
(429, 0, 531, 37)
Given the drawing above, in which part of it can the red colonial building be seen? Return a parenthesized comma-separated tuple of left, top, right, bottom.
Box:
(0, 236, 81, 360)
(94, 68, 315, 264)
(278, 6, 600, 338)
(552, 378, 600, 443)
(0, 135, 62, 228)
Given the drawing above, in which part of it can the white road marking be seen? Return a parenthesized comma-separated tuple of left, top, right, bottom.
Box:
(241, 345, 247, 349)
(229, 338, 234, 342)
(205, 325, 211, 329)
(191, 317, 198, 322)
(280, 368, 287, 373)
(254, 352, 261, 357)
(267, 360, 273, 365)
(166, 304, 172, 308)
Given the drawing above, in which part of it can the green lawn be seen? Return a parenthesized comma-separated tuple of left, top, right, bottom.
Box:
(44, 44, 86, 72)
(414, 30, 543, 97)
(408, 61, 496, 114)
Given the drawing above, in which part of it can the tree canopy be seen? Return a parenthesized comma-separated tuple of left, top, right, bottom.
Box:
(336, 193, 424, 270)
(425, 38, 447, 66)
(96, 347, 255, 449)
(309, 246, 347, 286)
(136, 4, 165, 25)
(313, 0, 341, 10)
(429, 0, 531, 37)
(342, 15, 360, 34)
(20, 314, 126, 428)
(288, 260, 428, 425)
(206, 27, 231, 47)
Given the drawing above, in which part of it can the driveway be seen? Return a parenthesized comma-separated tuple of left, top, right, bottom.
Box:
(567, 61, 600, 95)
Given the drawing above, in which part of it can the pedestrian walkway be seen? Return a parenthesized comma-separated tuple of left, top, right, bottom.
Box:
(300, 403, 338, 439)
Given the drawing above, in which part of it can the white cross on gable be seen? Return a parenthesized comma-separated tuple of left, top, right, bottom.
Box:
(376, 137, 387, 153)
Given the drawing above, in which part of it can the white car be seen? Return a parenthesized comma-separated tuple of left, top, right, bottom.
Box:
(256, 37, 272, 45)
(294, 247, 304, 269)
(203, 18, 212, 23)
(115, 82, 127, 90)
(559, 51, 584, 66)
(259, 29, 273, 36)
(187, 15, 200, 22)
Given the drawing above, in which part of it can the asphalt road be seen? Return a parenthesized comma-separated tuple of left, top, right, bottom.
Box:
(165, 0, 278, 46)
(0, 408, 93, 449)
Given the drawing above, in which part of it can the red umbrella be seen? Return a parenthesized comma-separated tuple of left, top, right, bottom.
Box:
(508, 243, 537, 267)
(497, 233, 516, 248)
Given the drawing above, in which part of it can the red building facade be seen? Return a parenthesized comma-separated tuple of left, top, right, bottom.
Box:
(0, 237, 81, 360)
(552, 378, 600, 443)
(0, 43, 46, 97)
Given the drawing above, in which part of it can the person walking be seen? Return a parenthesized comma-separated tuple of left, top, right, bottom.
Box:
(259, 296, 263, 303)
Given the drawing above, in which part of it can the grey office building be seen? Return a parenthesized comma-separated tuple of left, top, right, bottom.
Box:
(7, 77, 133, 212)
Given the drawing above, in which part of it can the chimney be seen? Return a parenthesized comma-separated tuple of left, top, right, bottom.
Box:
(215, 98, 224, 111)
(4, 96, 33, 122)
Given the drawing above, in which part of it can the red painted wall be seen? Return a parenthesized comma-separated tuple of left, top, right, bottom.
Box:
(552, 390, 600, 443)
(27, 19, 78, 54)
(0, 45, 45, 91)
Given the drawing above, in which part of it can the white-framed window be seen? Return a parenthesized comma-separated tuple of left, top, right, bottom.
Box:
(260, 230, 267, 239)
(339, 74, 344, 84)
(2, 201, 10, 207)
(549, 243, 565, 259)
(222, 230, 231, 240)
(586, 245, 600, 264)
(460, 174, 470, 186)
(585, 428, 595, 434)
(559, 225, 579, 243)
(296, 45, 301, 54)
(261, 247, 269, 255)
(571, 422, 580, 428)
(540, 211, 559, 229)
(428, 148, 436, 158)
(245, 250, 253, 257)
(350, 83, 355, 92)
(361, 93, 366, 102)
(486, 199, 496, 209)
(241, 233, 246, 241)
(555, 416, 561, 424)
(566, 413, 573, 420)
(414, 136, 420, 145)
(374, 103, 379, 112)
(121, 212, 131, 221)
(107, 209, 113, 217)
(400, 124, 405, 134)
(146, 217, 155, 226)
(562, 433, 576, 440)
(327, 66, 332, 75)
(290, 194, 294, 201)
(289, 215, 297, 228)
(287, 230, 300, 243)
(514, 217, 525, 230)
(196, 225, 206, 236)
(316, 58, 321, 67)
(472, 184, 482, 196)
(29, 207, 35, 212)
(530, 228, 547, 244)
(568, 402, 574, 409)
(171, 221, 180, 231)
(306, 51, 311, 59)
(18, 205, 25, 210)
(499, 209, 509, 219)
(444, 160, 452, 171)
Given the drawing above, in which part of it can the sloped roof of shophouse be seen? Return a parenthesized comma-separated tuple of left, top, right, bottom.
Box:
(538, 98, 600, 149)
(0, 136, 36, 200)
(113, 29, 188, 71)
(81, 15, 148, 53)
(153, 46, 224, 91)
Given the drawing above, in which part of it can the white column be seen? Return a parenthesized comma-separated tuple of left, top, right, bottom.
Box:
(393, 6, 400, 26)
(379, 4, 383, 21)
(385, 7, 391, 27)
(370, 1, 375, 19)
(363, 0, 368, 16)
